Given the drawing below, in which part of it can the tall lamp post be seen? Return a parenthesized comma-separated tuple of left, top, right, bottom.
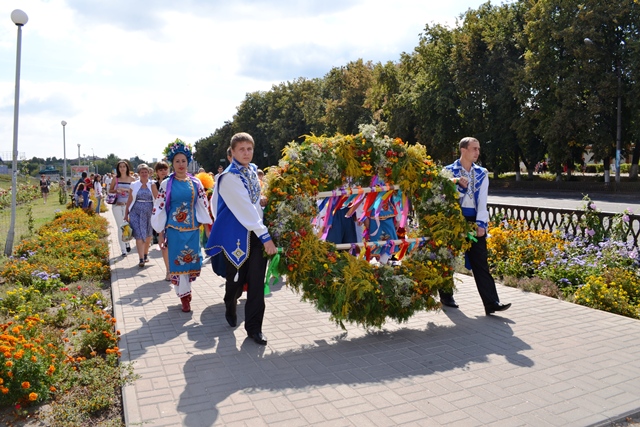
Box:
(4, 9, 29, 257)
(77, 144, 81, 166)
(584, 37, 623, 184)
(61, 121, 67, 181)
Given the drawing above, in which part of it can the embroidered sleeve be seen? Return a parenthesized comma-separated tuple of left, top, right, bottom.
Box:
(475, 168, 489, 230)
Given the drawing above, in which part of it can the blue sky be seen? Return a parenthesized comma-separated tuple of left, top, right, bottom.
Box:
(0, 0, 495, 162)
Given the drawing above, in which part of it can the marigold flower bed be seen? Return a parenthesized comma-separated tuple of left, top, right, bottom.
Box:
(0, 209, 133, 421)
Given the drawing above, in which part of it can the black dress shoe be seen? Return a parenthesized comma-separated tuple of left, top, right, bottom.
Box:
(485, 302, 511, 315)
(225, 313, 237, 327)
(440, 297, 459, 309)
(248, 332, 267, 345)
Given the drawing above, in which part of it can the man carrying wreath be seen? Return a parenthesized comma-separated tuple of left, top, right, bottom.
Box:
(206, 132, 277, 345)
(440, 137, 511, 315)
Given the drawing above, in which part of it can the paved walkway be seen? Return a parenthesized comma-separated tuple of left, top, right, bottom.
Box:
(106, 207, 640, 427)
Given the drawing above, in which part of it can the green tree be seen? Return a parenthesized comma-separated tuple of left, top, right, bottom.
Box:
(404, 23, 462, 162)
(194, 121, 235, 173)
(452, 2, 527, 176)
(323, 59, 374, 135)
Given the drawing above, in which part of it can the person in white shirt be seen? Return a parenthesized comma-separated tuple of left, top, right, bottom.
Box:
(205, 133, 277, 345)
(440, 137, 511, 315)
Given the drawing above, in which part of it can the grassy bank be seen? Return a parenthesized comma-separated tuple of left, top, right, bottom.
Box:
(0, 199, 64, 253)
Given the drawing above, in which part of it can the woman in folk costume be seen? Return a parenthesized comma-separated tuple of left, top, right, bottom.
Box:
(205, 132, 277, 346)
(151, 139, 212, 312)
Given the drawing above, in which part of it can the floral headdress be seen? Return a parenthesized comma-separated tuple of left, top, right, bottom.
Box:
(163, 138, 193, 164)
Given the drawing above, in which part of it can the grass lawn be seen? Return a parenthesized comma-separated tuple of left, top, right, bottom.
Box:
(0, 197, 67, 253)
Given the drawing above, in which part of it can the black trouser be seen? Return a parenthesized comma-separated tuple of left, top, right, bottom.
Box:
(440, 216, 500, 307)
(224, 232, 268, 334)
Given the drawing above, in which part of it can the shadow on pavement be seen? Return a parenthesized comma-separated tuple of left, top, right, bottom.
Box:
(174, 304, 533, 426)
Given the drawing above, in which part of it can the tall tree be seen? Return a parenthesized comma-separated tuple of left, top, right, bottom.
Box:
(453, 2, 526, 176)
(323, 59, 375, 135)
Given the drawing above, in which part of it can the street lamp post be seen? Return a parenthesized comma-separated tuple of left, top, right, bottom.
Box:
(4, 9, 29, 257)
(77, 144, 81, 167)
(584, 37, 623, 184)
(61, 121, 67, 181)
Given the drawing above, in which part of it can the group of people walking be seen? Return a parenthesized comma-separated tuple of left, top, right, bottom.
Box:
(107, 134, 510, 346)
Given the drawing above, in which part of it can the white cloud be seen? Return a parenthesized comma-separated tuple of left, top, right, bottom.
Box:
(0, 0, 486, 163)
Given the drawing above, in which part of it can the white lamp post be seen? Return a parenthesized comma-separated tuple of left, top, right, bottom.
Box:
(61, 120, 67, 181)
(4, 9, 28, 257)
(77, 144, 81, 166)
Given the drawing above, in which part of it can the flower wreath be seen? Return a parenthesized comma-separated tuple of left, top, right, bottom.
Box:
(263, 125, 472, 329)
(163, 138, 193, 163)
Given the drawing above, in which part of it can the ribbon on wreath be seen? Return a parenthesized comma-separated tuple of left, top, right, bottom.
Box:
(264, 248, 283, 295)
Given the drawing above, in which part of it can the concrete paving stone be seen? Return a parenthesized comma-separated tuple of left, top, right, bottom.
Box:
(362, 411, 398, 427)
(295, 405, 326, 424)
(487, 416, 529, 427)
(219, 407, 262, 424)
(138, 390, 179, 407)
(181, 408, 220, 426)
(430, 407, 477, 425)
(332, 395, 369, 410)
(262, 410, 306, 425)
(138, 403, 160, 421)
(337, 401, 377, 417)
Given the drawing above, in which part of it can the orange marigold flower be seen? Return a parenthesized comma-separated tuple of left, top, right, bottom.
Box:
(28, 392, 38, 401)
(49, 386, 56, 392)
(31, 356, 37, 362)
(22, 381, 30, 389)
(5, 361, 13, 367)
(1, 387, 8, 394)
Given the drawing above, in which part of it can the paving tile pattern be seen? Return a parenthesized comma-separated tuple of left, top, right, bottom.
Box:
(105, 208, 640, 427)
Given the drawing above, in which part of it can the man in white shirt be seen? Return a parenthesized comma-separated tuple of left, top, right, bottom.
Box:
(440, 137, 511, 315)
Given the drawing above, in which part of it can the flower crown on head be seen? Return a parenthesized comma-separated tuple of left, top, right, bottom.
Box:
(164, 138, 193, 164)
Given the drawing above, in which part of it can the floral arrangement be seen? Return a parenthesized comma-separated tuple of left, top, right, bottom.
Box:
(162, 138, 193, 163)
(486, 200, 640, 319)
(263, 125, 472, 328)
(1, 209, 110, 285)
(0, 208, 126, 410)
(0, 183, 40, 210)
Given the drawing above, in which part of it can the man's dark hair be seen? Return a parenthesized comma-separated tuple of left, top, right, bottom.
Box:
(81, 172, 87, 178)
(459, 137, 479, 150)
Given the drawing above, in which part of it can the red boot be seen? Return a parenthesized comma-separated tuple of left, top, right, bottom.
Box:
(180, 296, 191, 312)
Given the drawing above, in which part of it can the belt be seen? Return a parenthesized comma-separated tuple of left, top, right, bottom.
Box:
(116, 202, 127, 206)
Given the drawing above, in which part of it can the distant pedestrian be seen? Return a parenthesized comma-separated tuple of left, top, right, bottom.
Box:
(125, 164, 157, 268)
(39, 174, 49, 204)
(109, 160, 135, 257)
(93, 174, 103, 214)
(153, 161, 171, 280)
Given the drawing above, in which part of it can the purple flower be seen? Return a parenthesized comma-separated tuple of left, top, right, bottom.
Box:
(622, 214, 629, 223)
(586, 229, 595, 237)
(589, 203, 597, 210)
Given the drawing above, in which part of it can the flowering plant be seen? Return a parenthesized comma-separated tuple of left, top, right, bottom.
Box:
(263, 126, 471, 328)
(162, 138, 193, 163)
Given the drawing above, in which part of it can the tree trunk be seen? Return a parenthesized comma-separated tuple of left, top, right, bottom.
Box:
(630, 142, 639, 181)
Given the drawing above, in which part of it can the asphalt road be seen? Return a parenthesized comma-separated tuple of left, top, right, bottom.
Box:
(488, 189, 639, 214)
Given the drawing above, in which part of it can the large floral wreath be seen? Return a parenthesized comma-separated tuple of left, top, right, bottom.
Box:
(263, 125, 472, 329)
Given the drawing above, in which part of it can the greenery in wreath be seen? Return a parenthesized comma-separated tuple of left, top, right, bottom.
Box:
(263, 124, 472, 329)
